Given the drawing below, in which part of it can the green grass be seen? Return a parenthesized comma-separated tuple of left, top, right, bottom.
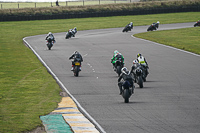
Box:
(0, 12, 199, 132)
(134, 27, 200, 54)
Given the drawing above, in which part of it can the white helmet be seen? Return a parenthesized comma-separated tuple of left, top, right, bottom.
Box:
(157, 21, 160, 24)
(133, 59, 138, 64)
(121, 67, 130, 75)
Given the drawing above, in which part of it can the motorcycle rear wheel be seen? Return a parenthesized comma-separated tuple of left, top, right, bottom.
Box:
(138, 76, 143, 88)
(74, 66, 79, 77)
(123, 89, 130, 103)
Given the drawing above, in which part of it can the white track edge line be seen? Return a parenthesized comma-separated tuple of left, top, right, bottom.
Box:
(23, 37, 106, 133)
(131, 35, 200, 57)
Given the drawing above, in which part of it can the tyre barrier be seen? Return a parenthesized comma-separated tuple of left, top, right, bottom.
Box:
(0, 5, 200, 21)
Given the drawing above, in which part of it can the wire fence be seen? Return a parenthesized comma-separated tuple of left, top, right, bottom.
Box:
(0, 0, 140, 9)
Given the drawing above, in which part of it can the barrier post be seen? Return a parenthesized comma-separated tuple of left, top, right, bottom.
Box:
(18, 3, 19, 8)
(35, 3, 36, 8)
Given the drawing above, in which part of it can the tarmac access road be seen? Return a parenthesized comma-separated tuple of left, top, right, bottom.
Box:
(25, 22, 200, 133)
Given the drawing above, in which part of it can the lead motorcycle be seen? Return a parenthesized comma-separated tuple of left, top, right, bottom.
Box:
(70, 58, 81, 77)
(120, 80, 134, 103)
(194, 20, 200, 27)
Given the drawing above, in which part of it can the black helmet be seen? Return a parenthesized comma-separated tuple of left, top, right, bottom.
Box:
(74, 51, 79, 54)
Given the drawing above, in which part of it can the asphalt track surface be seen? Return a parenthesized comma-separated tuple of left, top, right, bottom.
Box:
(25, 22, 200, 133)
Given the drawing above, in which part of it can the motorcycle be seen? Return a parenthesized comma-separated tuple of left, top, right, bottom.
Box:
(121, 80, 134, 103)
(147, 23, 159, 31)
(114, 58, 124, 77)
(122, 24, 133, 32)
(133, 64, 143, 88)
(140, 64, 149, 82)
(194, 21, 200, 27)
(71, 58, 81, 77)
(65, 29, 77, 39)
(46, 37, 54, 50)
(65, 30, 73, 39)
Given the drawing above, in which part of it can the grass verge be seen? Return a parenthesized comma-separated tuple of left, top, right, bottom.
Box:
(134, 27, 200, 55)
(0, 12, 199, 132)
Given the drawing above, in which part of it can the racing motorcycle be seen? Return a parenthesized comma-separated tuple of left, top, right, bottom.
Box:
(71, 58, 81, 77)
(46, 37, 54, 50)
(133, 64, 143, 88)
(140, 64, 149, 82)
(120, 80, 134, 103)
(65, 28, 77, 39)
(194, 20, 200, 27)
(114, 58, 124, 77)
(122, 24, 133, 32)
(147, 23, 159, 31)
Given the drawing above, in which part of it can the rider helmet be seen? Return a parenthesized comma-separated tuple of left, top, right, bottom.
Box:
(74, 51, 79, 54)
(137, 53, 142, 58)
(157, 21, 160, 24)
(133, 59, 138, 64)
(74, 27, 77, 30)
(48, 32, 52, 35)
(121, 67, 130, 75)
(114, 50, 119, 55)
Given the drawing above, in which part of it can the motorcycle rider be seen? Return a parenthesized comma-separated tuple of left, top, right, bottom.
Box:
(71, 27, 77, 37)
(129, 22, 133, 29)
(67, 27, 77, 37)
(125, 22, 133, 31)
(69, 51, 83, 71)
(131, 59, 139, 82)
(118, 67, 135, 95)
(152, 21, 160, 30)
(111, 50, 124, 70)
(137, 53, 149, 75)
(45, 32, 55, 44)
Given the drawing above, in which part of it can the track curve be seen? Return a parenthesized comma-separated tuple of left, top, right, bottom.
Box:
(25, 22, 200, 133)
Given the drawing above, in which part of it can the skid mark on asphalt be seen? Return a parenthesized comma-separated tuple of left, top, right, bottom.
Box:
(41, 97, 100, 133)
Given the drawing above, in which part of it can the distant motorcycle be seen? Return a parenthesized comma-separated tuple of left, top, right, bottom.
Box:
(122, 24, 133, 32)
(147, 22, 159, 31)
(71, 58, 81, 77)
(120, 80, 134, 103)
(65, 30, 73, 39)
(65, 28, 77, 39)
(194, 20, 200, 27)
(46, 37, 54, 50)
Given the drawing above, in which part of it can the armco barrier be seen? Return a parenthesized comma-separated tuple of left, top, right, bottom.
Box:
(0, 5, 200, 21)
